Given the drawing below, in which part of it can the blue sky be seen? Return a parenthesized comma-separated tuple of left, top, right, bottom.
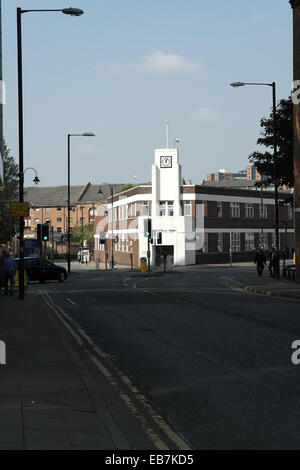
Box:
(3, 0, 293, 187)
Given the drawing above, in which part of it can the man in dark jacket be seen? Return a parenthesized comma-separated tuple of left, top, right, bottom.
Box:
(254, 248, 266, 277)
(3, 253, 16, 296)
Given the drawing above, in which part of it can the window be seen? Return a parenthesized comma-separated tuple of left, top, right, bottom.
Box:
(230, 203, 240, 218)
(245, 204, 254, 218)
(89, 207, 97, 218)
(231, 233, 241, 252)
(259, 233, 268, 250)
(217, 233, 223, 252)
(57, 227, 62, 233)
(80, 217, 84, 222)
(34, 218, 39, 223)
(245, 232, 255, 251)
(167, 201, 174, 216)
(57, 207, 61, 211)
(288, 206, 293, 220)
(185, 201, 192, 216)
(45, 218, 51, 224)
(259, 204, 268, 219)
(217, 202, 222, 217)
(272, 232, 276, 248)
(159, 201, 166, 216)
(142, 201, 149, 216)
(160, 201, 174, 216)
(24, 219, 31, 227)
(45, 208, 50, 212)
(57, 218, 62, 222)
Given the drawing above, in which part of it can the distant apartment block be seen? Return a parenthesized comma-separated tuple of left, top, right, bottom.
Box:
(207, 165, 260, 182)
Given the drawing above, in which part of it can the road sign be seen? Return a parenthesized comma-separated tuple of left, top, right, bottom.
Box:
(10, 202, 29, 217)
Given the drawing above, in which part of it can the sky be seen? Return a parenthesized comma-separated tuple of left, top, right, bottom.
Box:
(2, 0, 294, 187)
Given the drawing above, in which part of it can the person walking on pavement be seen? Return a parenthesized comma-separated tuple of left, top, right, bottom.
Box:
(254, 248, 266, 277)
(268, 247, 275, 278)
(3, 252, 16, 296)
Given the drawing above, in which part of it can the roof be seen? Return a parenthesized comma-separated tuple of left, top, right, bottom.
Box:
(24, 185, 87, 207)
(202, 179, 258, 190)
(24, 182, 126, 207)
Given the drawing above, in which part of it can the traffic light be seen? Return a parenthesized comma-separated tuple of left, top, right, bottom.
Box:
(144, 218, 152, 237)
(37, 223, 49, 242)
(157, 232, 162, 245)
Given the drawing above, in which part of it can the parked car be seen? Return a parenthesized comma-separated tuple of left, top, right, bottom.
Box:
(14, 257, 68, 283)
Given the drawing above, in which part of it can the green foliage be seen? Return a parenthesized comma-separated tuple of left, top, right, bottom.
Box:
(249, 97, 293, 188)
(0, 140, 19, 242)
(71, 221, 94, 249)
(115, 183, 138, 194)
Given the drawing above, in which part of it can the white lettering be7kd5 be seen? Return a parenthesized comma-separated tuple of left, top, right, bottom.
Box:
(0, 340, 6, 365)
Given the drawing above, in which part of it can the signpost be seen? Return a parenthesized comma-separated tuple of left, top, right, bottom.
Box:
(10, 202, 29, 217)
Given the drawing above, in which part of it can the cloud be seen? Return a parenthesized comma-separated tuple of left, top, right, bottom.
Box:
(193, 107, 223, 121)
(132, 51, 203, 72)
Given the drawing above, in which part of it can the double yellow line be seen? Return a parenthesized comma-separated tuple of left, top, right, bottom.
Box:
(39, 290, 191, 451)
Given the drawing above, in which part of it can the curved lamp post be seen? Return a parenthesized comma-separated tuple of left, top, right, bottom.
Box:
(22, 167, 40, 185)
(98, 183, 114, 269)
(230, 80, 280, 278)
(17, 6, 84, 299)
(67, 132, 95, 274)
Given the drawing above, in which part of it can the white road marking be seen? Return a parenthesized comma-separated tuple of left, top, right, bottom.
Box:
(66, 298, 77, 305)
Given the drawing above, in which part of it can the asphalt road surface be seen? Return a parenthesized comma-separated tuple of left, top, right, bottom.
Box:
(32, 265, 300, 450)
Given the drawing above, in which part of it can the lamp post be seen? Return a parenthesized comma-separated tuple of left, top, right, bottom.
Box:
(99, 183, 114, 269)
(230, 81, 280, 278)
(67, 132, 95, 274)
(21, 167, 40, 186)
(80, 206, 84, 249)
(17, 6, 84, 300)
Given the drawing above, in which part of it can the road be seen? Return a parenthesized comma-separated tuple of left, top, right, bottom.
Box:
(31, 264, 300, 450)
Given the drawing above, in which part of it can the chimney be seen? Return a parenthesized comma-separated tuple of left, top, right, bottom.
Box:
(187, 180, 192, 185)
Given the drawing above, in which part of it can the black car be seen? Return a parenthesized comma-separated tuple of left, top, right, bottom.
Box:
(14, 257, 68, 283)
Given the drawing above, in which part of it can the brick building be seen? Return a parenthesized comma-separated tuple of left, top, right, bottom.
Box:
(23, 182, 124, 251)
(94, 149, 294, 267)
(207, 165, 260, 182)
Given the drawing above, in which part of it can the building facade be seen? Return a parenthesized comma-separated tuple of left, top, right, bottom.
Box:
(207, 165, 260, 183)
(22, 183, 124, 254)
(94, 149, 294, 267)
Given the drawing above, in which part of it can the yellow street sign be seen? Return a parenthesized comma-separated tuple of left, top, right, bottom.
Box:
(10, 202, 29, 217)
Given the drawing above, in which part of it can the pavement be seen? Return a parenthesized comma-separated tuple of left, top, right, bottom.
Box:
(0, 291, 129, 450)
(228, 265, 300, 301)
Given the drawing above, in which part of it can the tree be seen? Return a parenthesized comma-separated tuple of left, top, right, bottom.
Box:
(249, 97, 293, 188)
(70, 222, 94, 250)
(115, 183, 137, 194)
(0, 140, 19, 242)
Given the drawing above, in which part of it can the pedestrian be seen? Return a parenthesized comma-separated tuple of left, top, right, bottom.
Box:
(3, 252, 16, 296)
(254, 248, 266, 277)
(268, 248, 275, 278)
(1, 250, 6, 266)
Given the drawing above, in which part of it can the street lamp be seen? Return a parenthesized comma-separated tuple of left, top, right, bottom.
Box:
(22, 167, 40, 185)
(174, 138, 180, 148)
(17, 6, 84, 300)
(98, 183, 114, 269)
(230, 80, 280, 278)
(67, 132, 95, 274)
